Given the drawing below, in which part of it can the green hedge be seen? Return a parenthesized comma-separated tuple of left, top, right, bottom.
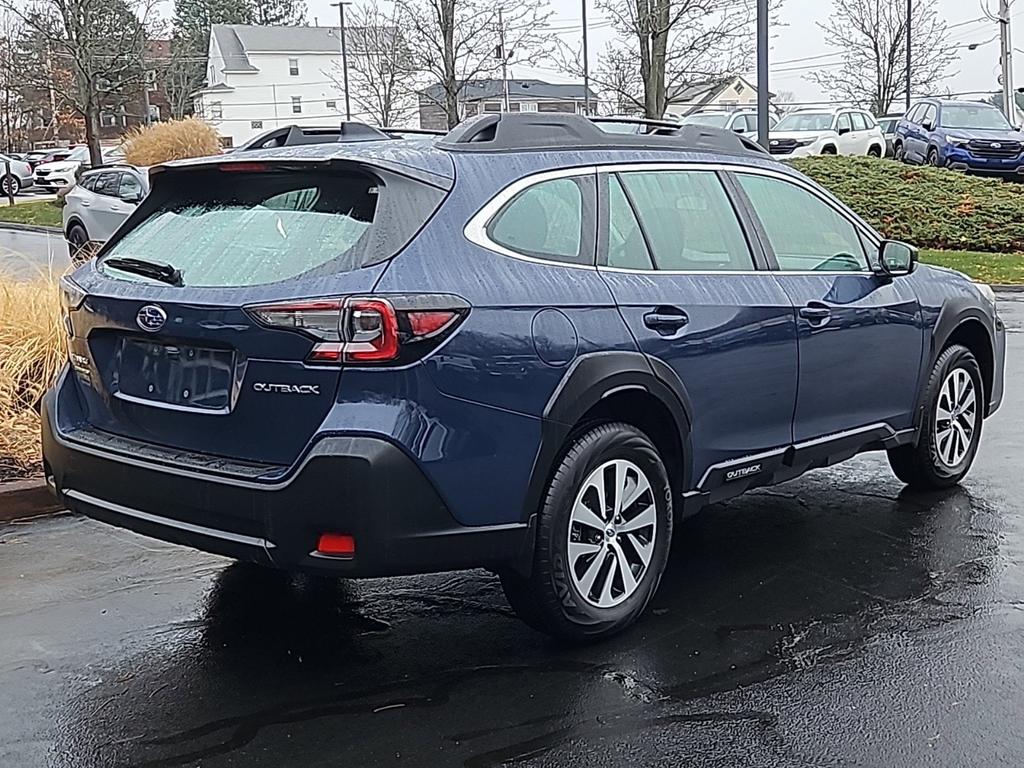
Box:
(788, 156, 1024, 254)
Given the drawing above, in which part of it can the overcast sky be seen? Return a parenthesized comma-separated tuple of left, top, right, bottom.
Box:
(303, 0, 1023, 106)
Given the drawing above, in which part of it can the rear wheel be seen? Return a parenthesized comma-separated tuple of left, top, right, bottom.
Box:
(500, 422, 673, 642)
(821, 145, 838, 156)
(928, 147, 940, 167)
(1, 174, 19, 196)
(888, 344, 983, 490)
(66, 223, 89, 260)
(867, 144, 882, 157)
(894, 141, 906, 162)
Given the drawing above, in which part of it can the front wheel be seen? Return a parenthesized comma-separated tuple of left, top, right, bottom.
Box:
(894, 142, 906, 162)
(928, 147, 941, 167)
(500, 422, 673, 642)
(888, 345, 984, 490)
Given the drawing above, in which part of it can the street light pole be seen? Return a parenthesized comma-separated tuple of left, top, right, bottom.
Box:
(581, 0, 591, 115)
(756, 0, 769, 148)
(331, 2, 352, 120)
(999, 0, 1016, 120)
(905, 0, 912, 111)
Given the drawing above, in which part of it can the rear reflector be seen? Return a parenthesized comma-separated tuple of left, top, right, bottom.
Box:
(407, 310, 459, 337)
(317, 533, 356, 557)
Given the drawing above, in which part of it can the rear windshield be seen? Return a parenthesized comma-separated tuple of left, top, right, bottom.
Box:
(99, 166, 443, 287)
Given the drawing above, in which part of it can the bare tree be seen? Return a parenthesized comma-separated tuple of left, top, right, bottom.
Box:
(328, 4, 417, 127)
(16, 0, 155, 164)
(808, 0, 958, 116)
(395, 0, 552, 129)
(577, 0, 776, 120)
(771, 89, 797, 116)
(0, 12, 27, 151)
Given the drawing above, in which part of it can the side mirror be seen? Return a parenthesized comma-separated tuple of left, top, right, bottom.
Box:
(838, 126, 851, 136)
(922, 121, 934, 132)
(121, 190, 142, 204)
(733, 125, 745, 133)
(875, 240, 917, 278)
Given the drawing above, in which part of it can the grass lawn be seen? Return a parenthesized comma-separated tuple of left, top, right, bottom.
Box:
(921, 250, 1024, 285)
(0, 200, 62, 229)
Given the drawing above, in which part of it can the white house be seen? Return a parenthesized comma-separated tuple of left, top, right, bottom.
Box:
(664, 76, 768, 119)
(194, 25, 367, 148)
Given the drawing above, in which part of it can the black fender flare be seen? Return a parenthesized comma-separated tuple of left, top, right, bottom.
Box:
(914, 299, 997, 426)
(64, 216, 86, 239)
(521, 351, 693, 524)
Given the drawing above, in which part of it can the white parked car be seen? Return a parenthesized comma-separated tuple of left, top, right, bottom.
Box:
(677, 109, 779, 137)
(63, 165, 148, 258)
(34, 145, 125, 192)
(0, 153, 35, 195)
(768, 108, 885, 158)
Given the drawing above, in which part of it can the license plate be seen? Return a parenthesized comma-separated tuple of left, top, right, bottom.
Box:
(115, 338, 234, 411)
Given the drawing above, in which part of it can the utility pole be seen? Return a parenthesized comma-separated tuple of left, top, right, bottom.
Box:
(331, 2, 352, 120)
(1000, 0, 1016, 121)
(756, 0, 769, 148)
(906, 0, 912, 111)
(581, 0, 591, 115)
(498, 8, 510, 112)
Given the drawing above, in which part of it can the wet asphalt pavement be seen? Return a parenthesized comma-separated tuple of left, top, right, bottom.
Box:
(0, 228, 71, 280)
(2, 296, 1023, 768)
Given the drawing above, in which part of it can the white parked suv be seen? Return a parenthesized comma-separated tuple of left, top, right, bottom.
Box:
(63, 165, 148, 258)
(677, 109, 779, 137)
(768, 108, 885, 158)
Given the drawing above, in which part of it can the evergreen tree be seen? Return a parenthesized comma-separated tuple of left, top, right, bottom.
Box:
(250, 0, 305, 26)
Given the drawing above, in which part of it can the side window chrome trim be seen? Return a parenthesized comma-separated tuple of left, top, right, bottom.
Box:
(464, 161, 881, 273)
(463, 166, 598, 270)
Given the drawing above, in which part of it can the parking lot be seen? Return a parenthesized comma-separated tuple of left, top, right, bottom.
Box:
(0, 294, 1021, 768)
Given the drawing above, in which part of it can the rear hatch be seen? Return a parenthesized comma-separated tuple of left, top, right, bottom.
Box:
(63, 152, 452, 467)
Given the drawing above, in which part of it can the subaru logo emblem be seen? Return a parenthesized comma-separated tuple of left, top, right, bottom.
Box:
(136, 304, 167, 332)
(992, 143, 1002, 149)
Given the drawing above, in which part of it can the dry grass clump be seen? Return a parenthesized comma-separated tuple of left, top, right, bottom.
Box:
(0, 275, 65, 479)
(122, 117, 222, 166)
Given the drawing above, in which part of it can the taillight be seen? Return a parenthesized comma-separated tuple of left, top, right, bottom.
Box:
(246, 294, 468, 366)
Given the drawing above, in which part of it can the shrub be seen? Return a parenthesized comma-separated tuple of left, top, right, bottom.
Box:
(0, 276, 65, 480)
(122, 117, 222, 167)
(789, 156, 1024, 254)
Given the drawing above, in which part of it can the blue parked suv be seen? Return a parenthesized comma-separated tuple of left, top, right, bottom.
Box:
(894, 98, 1024, 177)
(42, 115, 1006, 641)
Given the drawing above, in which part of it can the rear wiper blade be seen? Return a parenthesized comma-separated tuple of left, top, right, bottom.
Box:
(104, 256, 184, 287)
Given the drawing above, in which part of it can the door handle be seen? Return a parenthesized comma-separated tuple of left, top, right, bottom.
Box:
(644, 308, 689, 335)
(799, 303, 832, 326)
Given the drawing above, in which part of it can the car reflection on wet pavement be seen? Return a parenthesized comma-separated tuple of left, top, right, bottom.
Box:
(2, 295, 1023, 768)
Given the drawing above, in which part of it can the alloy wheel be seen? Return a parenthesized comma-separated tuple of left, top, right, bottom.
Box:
(567, 459, 657, 609)
(935, 368, 977, 468)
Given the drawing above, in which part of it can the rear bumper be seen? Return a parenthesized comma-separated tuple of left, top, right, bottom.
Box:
(41, 387, 533, 578)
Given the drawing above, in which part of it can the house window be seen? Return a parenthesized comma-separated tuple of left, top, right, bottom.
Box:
(145, 69, 157, 92)
(520, 102, 538, 112)
(733, 81, 744, 94)
(326, 100, 337, 110)
(210, 101, 222, 119)
(219, 137, 234, 149)
(251, 120, 264, 130)
(288, 58, 299, 76)
(483, 102, 502, 113)
(100, 112, 116, 127)
(291, 96, 302, 114)
(148, 104, 161, 121)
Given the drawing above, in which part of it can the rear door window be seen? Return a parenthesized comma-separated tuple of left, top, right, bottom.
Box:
(617, 170, 753, 272)
(93, 172, 121, 197)
(100, 167, 442, 287)
(851, 113, 868, 132)
(487, 178, 587, 264)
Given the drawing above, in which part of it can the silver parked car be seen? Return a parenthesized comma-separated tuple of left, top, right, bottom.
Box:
(0, 153, 35, 195)
(63, 166, 148, 258)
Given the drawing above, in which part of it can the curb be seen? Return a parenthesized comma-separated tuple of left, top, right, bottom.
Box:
(993, 285, 1024, 293)
(0, 478, 63, 523)
(0, 220, 63, 235)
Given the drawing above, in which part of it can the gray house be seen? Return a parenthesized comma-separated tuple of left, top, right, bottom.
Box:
(418, 79, 599, 130)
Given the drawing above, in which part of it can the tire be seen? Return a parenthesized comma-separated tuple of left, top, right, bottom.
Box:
(888, 344, 984, 490)
(867, 144, 882, 157)
(821, 145, 838, 155)
(894, 142, 906, 162)
(500, 422, 673, 642)
(66, 223, 89, 259)
(928, 147, 940, 167)
(1, 174, 19, 196)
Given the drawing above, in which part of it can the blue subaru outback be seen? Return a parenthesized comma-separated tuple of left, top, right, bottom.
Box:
(42, 115, 1006, 641)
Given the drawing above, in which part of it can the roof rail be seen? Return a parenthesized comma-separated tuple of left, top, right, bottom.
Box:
(380, 127, 447, 137)
(437, 113, 770, 156)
